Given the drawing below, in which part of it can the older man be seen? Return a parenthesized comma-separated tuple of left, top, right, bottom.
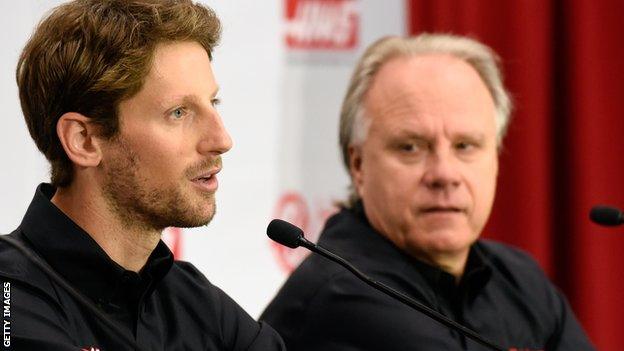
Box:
(0, 1, 284, 350)
(261, 34, 594, 350)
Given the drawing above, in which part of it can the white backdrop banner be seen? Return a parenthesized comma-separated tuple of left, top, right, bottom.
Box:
(0, 0, 406, 318)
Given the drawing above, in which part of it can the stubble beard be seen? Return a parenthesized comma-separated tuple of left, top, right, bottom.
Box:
(101, 137, 218, 233)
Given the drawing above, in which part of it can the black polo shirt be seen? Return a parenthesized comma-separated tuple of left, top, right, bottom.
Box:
(261, 203, 595, 351)
(0, 184, 285, 351)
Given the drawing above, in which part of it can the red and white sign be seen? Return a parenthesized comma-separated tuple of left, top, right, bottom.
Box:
(162, 227, 183, 259)
(271, 191, 338, 272)
(284, 0, 360, 50)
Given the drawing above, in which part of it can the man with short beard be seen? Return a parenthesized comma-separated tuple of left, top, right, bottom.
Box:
(0, 1, 285, 350)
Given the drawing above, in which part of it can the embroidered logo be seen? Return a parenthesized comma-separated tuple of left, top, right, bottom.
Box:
(81, 347, 101, 351)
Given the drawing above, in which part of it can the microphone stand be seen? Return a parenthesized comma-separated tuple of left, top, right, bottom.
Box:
(296, 235, 506, 351)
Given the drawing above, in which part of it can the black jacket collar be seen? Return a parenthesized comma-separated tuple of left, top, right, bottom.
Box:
(318, 201, 492, 303)
(19, 183, 174, 308)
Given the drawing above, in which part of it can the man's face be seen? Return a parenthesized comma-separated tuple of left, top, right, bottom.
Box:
(351, 54, 498, 266)
(99, 41, 232, 230)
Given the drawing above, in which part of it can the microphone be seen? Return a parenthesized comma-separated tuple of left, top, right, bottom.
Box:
(589, 206, 624, 226)
(266, 219, 505, 351)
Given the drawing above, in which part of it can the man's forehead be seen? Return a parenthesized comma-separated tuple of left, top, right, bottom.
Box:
(156, 88, 220, 109)
(149, 41, 213, 76)
(363, 53, 497, 139)
(369, 113, 488, 138)
(138, 41, 218, 99)
(370, 54, 487, 98)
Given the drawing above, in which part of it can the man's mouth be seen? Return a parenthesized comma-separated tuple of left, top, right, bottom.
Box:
(193, 174, 214, 182)
(191, 167, 221, 180)
(420, 206, 465, 214)
(190, 168, 221, 191)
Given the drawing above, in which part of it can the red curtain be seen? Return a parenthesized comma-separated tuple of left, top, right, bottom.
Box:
(406, 1, 624, 350)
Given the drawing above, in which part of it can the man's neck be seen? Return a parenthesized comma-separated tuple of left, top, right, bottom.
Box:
(51, 181, 161, 272)
(407, 246, 470, 284)
(432, 253, 469, 284)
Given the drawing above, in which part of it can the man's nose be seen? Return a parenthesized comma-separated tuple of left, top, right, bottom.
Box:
(422, 148, 461, 190)
(197, 111, 233, 155)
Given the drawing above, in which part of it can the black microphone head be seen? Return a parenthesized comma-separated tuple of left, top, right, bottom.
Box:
(267, 219, 304, 248)
(590, 206, 623, 226)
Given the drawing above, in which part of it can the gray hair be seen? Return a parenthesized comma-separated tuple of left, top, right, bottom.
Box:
(339, 33, 513, 207)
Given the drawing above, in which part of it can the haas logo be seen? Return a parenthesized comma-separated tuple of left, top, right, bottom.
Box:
(285, 0, 359, 50)
(271, 191, 337, 272)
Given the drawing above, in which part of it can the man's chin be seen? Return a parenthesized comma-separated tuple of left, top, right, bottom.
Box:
(408, 228, 476, 253)
(176, 204, 216, 228)
(430, 239, 476, 259)
(150, 192, 214, 228)
(169, 213, 214, 228)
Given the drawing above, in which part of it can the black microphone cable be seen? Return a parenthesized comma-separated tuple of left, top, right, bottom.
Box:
(267, 219, 505, 351)
(0, 235, 139, 351)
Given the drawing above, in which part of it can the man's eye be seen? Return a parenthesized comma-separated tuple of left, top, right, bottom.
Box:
(399, 143, 423, 153)
(211, 98, 221, 107)
(171, 107, 186, 119)
(401, 143, 416, 151)
(456, 141, 477, 151)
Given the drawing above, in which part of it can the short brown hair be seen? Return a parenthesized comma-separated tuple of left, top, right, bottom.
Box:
(16, 0, 221, 187)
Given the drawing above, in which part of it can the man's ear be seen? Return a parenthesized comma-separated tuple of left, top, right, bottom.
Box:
(56, 112, 103, 168)
(348, 145, 364, 193)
